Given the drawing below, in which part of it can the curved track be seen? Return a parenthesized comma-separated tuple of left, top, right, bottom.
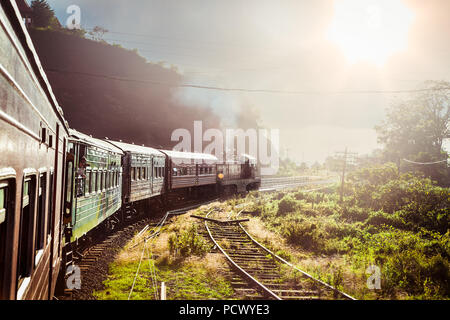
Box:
(204, 211, 355, 300)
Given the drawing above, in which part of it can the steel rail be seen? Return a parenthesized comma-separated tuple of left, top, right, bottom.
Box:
(204, 211, 282, 300)
(238, 223, 356, 300)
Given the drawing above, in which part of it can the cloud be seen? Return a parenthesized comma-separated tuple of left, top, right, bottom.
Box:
(45, 0, 450, 162)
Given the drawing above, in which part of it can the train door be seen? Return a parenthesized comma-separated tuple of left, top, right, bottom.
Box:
(63, 146, 75, 228)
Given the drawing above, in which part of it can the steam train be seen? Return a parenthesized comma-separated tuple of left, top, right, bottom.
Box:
(0, 1, 260, 300)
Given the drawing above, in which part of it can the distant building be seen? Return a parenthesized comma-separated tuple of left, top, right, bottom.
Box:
(16, 0, 33, 27)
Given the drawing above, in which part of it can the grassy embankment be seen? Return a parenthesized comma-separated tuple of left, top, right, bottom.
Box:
(95, 164, 448, 300)
(94, 203, 235, 300)
(237, 164, 449, 300)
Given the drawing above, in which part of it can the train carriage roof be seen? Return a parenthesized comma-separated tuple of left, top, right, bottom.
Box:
(69, 129, 123, 154)
(2, 0, 69, 132)
(160, 150, 218, 164)
(106, 140, 164, 157)
(240, 154, 257, 164)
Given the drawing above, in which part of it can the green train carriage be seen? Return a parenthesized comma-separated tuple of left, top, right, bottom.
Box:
(64, 129, 123, 242)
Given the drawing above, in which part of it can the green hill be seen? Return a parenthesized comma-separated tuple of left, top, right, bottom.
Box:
(29, 28, 220, 148)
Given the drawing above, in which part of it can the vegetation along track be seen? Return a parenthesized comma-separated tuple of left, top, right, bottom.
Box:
(204, 210, 356, 300)
(64, 199, 218, 300)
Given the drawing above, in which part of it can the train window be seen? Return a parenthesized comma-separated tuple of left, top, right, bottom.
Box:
(106, 171, 111, 189)
(0, 183, 7, 225)
(172, 167, 177, 176)
(131, 168, 135, 181)
(0, 180, 12, 296)
(47, 172, 54, 243)
(85, 171, 90, 194)
(90, 171, 95, 193)
(116, 171, 119, 186)
(75, 171, 85, 198)
(143, 167, 147, 180)
(66, 162, 73, 203)
(101, 171, 106, 191)
(161, 167, 164, 178)
(96, 171, 100, 192)
(18, 176, 36, 286)
(41, 127, 47, 144)
(35, 174, 47, 259)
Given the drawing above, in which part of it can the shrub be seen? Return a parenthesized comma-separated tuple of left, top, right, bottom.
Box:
(277, 195, 298, 215)
(281, 221, 324, 252)
(340, 206, 369, 222)
(168, 224, 210, 257)
(365, 210, 406, 229)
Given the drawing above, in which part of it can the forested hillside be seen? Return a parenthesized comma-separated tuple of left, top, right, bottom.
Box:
(29, 28, 220, 148)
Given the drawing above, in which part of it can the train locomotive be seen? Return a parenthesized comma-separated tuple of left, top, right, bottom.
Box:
(0, 0, 260, 300)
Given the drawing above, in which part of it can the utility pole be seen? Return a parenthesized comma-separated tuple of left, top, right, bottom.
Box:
(340, 148, 348, 202)
(334, 147, 358, 203)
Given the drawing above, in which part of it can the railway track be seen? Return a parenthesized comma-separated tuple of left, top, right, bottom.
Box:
(259, 176, 338, 192)
(63, 198, 218, 299)
(204, 211, 355, 300)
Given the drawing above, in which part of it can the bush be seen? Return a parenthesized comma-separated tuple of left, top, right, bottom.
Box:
(281, 221, 324, 252)
(293, 191, 305, 200)
(340, 206, 369, 222)
(277, 195, 298, 215)
(168, 224, 210, 257)
(365, 210, 406, 229)
(353, 229, 450, 297)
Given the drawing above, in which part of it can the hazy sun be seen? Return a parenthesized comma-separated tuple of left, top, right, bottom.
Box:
(328, 0, 414, 66)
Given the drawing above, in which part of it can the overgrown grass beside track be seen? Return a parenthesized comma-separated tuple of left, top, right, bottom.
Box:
(94, 206, 234, 300)
(95, 166, 448, 300)
(236, 164, 449, 300)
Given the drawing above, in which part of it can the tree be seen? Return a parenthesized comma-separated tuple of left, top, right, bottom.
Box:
(89, 26, 108, 41)
(30, 0, 59, 28)
(375, 80, 449, 185)
(298, 162, 308, 172)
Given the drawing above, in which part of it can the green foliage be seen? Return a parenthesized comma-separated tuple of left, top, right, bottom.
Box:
(365, 210, 406, 230)
(375, 80, 450, 186)
(352, 229, 449, 298)
(256, 167, 449, 298)
(168, 225, 210, 258)
(282, 221, 324, 251)
(30, 0, 60, 28)
(277, 195, 298, 215)
(348, 164, 449, 233)
(95, 262, 234, 300)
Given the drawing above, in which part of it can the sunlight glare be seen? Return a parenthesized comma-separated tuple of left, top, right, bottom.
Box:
(327, 0, 414, 66)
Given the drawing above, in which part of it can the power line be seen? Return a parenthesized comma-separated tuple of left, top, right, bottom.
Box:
(402, 158, 448, 165)
(46, 68, 450, 95)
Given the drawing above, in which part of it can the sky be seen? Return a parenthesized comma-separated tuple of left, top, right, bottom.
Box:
(45, 0, 450, 164)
